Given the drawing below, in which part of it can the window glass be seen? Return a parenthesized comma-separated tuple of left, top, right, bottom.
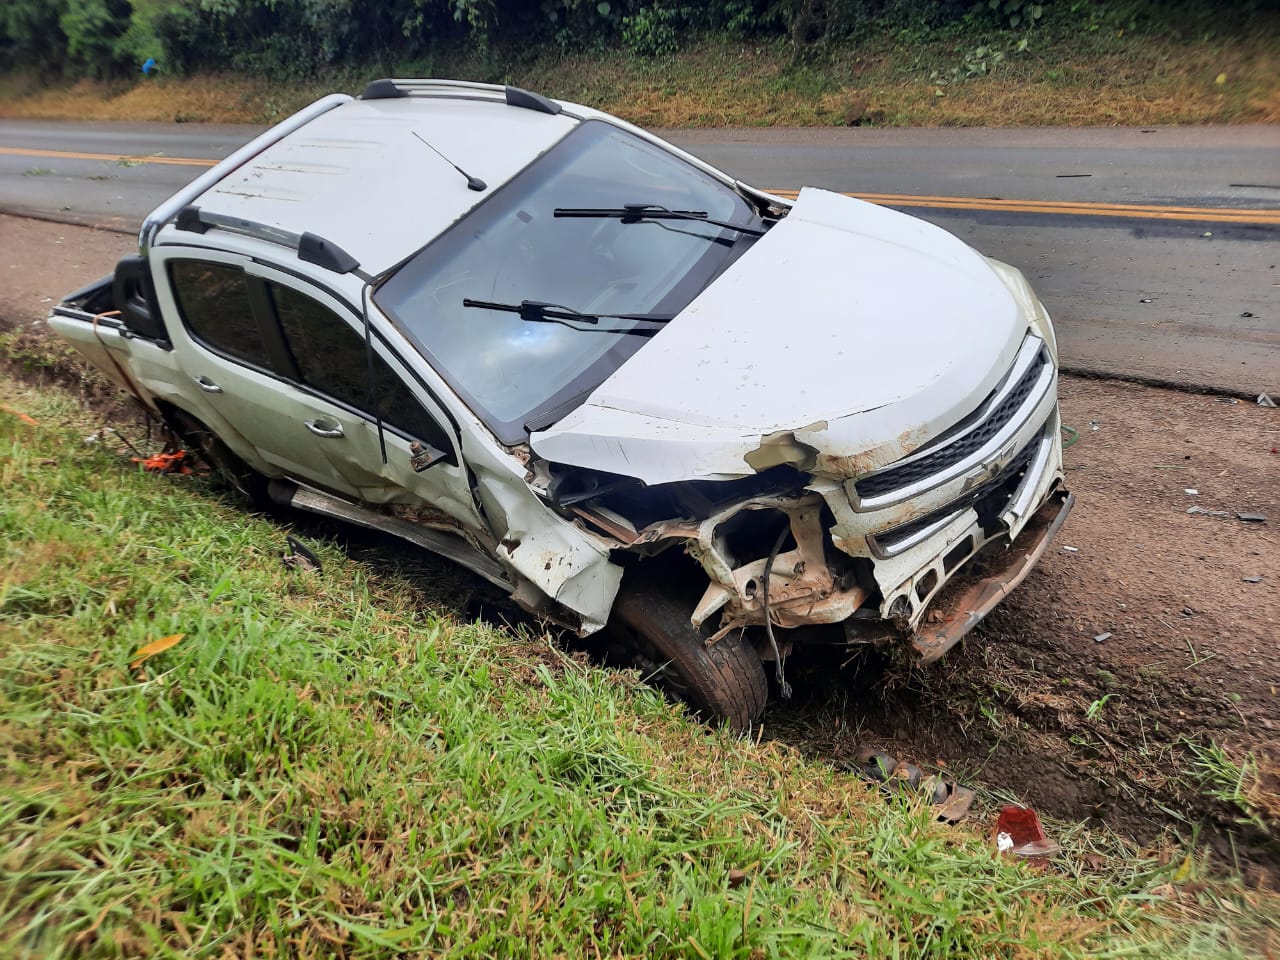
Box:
(168, 261, 265, 366)
(374, 120, 758, 443)
(270, 283, 450, 451)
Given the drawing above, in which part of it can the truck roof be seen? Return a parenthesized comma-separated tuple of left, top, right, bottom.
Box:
(177, 92, 579, 276)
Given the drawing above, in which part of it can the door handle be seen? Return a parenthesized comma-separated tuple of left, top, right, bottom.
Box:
(192, 376, 223, 393)
(304, 419, 344, 439)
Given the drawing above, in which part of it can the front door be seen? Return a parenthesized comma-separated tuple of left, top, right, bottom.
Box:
(252, 265, 480, 527)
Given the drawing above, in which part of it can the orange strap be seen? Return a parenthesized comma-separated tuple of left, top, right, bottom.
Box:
(90, 309, 153, 414)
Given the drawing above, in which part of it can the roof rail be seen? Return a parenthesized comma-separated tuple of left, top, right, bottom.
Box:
(174, 206, 362, 275)
(361, 78, 507, 100)
(360, 77, 562, 115)
(139, 93, 352, 257)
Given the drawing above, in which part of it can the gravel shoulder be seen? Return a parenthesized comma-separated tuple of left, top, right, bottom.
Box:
(4, 213, 1277, 873)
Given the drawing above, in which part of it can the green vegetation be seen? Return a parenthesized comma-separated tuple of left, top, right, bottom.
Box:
(1, 0, 1276, 80)
(0, 0, 1277, 129)
(2, 373, 1278, 957)
(1186, 741, 1278, 838)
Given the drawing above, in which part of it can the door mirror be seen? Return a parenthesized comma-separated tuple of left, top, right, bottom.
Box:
(409, 440, 448, 472)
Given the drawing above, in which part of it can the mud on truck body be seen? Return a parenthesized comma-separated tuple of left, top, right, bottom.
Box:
(49, 80, 1073, 730)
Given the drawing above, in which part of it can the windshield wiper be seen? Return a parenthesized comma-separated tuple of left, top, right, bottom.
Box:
(553, 203, 766, 237)
(462, 298, 673, 336)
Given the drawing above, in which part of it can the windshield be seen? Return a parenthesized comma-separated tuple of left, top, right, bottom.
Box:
(374, 120, 758, 443)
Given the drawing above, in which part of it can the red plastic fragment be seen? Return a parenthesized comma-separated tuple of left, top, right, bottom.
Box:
(133, 449, 192, 475)
(996, 805, 1047, 846)
(995, 805, 1061, 861)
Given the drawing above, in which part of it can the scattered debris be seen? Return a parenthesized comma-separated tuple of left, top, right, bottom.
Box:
(1202, 231, 1213, 237)
(1089, 420, 1100, 432)
(1236, 512, 1267, 524)
(1258, 393, 1277, 407)
(935, 784, 976, 824)
(1094, 632, 1112, 643)
(1139, 298, 1153, 304)
(133, 449, 191, 474)
(1184, 488, 1198, 496)
(1061, 545, 1079, 553)
(1240, 311, 1255, 318)
(1187, 506, 1229, 517)
(726, 868, 748, 889)
(282, 535, 323, 573)
(83, 433, 100, 444)
(995, 805, 1061, 861)
(1215, 397, 1240, 405)
(1243, 575, 1264, 584)
(840, 748, 975, 822)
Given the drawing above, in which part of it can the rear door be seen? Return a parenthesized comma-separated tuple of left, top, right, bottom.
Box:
(156, 250, 364, 498)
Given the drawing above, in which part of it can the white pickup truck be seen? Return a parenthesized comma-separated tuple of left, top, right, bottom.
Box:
(50, 79, 1073, 729)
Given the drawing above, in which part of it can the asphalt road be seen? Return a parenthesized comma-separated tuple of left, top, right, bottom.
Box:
(1, 119, 1276, 395)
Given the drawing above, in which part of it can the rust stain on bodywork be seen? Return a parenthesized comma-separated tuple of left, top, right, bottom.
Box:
(683, 493, 868, 636)
(811, 424, 932, 481)
(911, 490, 1073, 663)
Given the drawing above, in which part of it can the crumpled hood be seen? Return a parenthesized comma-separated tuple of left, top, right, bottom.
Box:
(530, 187, 1026, 485)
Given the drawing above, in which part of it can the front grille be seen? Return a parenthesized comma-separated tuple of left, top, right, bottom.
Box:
(855, 345, 1048, 500)
(872, 431, 1040, 551)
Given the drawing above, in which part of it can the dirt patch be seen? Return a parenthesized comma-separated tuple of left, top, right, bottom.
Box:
(0, 214, 137, 411)
(0, 214, 135, 324)
(769, 380, 1280, 876)
(4, 214, 1278, 872)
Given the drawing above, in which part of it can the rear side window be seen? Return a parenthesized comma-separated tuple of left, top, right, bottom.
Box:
(168, 261, 265, 366)
(269, 283, 451, 452)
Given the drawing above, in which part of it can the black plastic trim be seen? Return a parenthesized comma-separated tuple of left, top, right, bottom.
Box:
(504, 86, 562, 115)
(298, 233, 361, 274)
(175, 205, 208, 234)
(361, 78, 407, 100)
(112, 254, 171, 348)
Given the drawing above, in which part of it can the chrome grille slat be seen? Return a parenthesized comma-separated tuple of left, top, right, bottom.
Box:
(856, 339, 1048, 500)
(868, 424, 1045, 558)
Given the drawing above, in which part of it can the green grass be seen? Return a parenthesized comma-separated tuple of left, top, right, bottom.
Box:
(0, 376, 1276, 958)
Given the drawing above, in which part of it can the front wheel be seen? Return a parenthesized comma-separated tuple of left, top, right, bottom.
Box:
(609, 575, 768, 732)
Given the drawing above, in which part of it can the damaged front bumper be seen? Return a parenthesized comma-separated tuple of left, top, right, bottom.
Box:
(628, 332, 1070, 661)
(911, 488, 1074, 663)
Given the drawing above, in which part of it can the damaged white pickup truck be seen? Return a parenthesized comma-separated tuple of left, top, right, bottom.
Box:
(49, 80, 1073, 729)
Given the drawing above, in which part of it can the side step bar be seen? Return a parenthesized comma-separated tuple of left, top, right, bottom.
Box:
(269, 481, 513, 590)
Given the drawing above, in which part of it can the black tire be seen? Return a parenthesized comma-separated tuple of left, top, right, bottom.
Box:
(166, 409, 270, 508)
(609, 575, 768, 732)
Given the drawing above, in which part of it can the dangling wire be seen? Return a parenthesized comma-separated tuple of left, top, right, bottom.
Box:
(761, 523, 793, 700)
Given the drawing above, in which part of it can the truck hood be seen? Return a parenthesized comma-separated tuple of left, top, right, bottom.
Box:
(529, 187, 1027, 486)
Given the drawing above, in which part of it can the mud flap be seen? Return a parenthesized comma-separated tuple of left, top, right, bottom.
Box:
(911, 489, 1074, 663)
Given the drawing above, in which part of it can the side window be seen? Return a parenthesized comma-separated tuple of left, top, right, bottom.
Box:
(269, 283, 452, 452)
(168, 261, 266, 366)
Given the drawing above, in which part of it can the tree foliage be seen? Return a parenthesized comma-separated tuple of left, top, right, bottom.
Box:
(1, 0, 1276, 79)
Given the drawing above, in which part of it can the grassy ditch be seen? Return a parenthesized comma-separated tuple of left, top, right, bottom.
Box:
(1, 17, 1277, 129)
(1, 374, 1278, 958)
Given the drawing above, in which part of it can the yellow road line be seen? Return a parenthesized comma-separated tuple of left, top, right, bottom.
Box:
(766, 189, 1280, 225)
(3, 145, 1276, 224)
(0, 146, 214, 167)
